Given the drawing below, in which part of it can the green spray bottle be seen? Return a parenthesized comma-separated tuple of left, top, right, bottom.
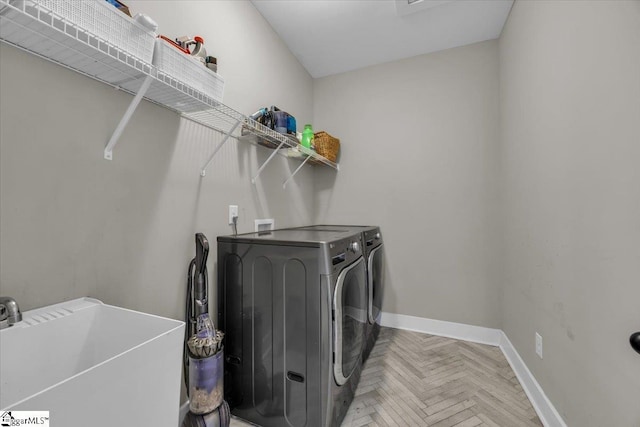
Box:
(301, 124, 314, 150)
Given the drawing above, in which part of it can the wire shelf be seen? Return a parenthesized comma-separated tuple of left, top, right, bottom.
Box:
(240, 120, 338, 169)
(0, 0, 338, 172)
(0, 0, 152, 86)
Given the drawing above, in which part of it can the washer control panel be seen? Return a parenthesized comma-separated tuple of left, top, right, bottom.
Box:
(364, 228, 383, 249)
(329, 237, 362, 270)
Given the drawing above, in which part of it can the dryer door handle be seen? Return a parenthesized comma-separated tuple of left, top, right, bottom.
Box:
(631, 332, 640, 355)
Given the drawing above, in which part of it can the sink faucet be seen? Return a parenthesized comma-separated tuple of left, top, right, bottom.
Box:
(0, 296, 22, 329)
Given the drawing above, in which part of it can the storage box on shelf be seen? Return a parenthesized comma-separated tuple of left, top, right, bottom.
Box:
(310, 131, 340, 165)
(153, 38, 224, 104)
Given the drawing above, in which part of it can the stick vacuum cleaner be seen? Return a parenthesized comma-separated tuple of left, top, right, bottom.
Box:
(182, 233, 230, 427)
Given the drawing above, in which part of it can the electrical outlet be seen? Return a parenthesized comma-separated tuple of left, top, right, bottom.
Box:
(228, 205, 238, 225)
(535, 332, 543, 359)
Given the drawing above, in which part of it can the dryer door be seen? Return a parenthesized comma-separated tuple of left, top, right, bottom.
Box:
(333, 257, 366, 386)
(368, 244, 385, 324)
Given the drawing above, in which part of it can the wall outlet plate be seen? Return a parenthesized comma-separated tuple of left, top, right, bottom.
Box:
(228, 205, 238, 225)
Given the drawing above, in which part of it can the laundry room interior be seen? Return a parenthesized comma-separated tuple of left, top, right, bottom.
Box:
(0, 1, 639, 427)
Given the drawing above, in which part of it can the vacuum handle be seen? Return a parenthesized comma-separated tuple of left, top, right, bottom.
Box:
(194, 233, 209, 318)
(195, 233, 209, 275)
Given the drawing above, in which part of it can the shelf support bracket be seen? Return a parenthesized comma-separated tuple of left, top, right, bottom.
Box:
(282, 155, 311, 189)
(251, 139, 286, 184)
(104, 74, 154, 160)
(200, 119, 242, 177)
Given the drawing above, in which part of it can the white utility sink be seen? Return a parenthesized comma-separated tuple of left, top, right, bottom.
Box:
(0, 298, 185, 427)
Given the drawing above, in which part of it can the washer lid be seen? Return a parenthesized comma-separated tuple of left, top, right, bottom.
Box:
(217, 229, 354, 246)
(294, 224, 376, 233)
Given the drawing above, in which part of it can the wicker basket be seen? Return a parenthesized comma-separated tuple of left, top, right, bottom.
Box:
(313, 131, 340, 163)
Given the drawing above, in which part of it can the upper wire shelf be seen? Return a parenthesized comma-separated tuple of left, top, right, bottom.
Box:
(0, 0, 338, 172)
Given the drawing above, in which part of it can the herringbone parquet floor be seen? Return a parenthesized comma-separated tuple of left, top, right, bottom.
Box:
(230, 327, 542, 427)
(341, 328, 542, 427)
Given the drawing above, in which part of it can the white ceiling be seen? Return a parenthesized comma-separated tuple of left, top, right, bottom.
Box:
(251, 0, 514, 78)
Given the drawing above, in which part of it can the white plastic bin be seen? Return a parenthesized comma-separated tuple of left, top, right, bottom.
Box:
(153, 37, 225, 103)
(30, 0, 155, 63)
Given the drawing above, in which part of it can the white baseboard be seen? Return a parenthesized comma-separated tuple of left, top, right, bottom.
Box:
(379, 311, 566, 427)
(379, 312, 503, 346)
(499, 332, 567, 427)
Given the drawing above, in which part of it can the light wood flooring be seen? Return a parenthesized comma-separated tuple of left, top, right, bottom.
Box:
(231, 327, 542, 427)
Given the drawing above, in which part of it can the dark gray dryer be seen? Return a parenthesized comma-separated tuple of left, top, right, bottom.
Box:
(290, 225, 385, 362)
(217, 229, 367, 427)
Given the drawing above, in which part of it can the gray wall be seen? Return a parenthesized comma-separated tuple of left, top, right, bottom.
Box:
(313, 41, 502, 328)
(3, 1, 640, 424)
(499, 1, 640, 426)
(0, 0, 316, 319)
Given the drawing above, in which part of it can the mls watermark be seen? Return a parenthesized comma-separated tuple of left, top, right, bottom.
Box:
(0, 411, 49, 426)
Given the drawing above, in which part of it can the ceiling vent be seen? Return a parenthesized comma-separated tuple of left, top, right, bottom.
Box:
(396, 0, 455, 16)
